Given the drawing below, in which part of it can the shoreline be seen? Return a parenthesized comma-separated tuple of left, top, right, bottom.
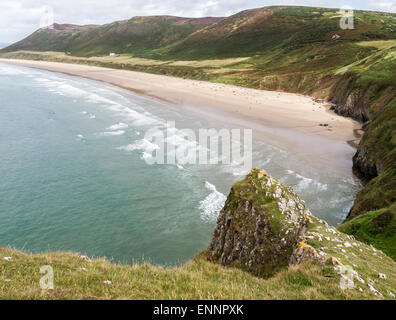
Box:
(0, 58, 361, 144)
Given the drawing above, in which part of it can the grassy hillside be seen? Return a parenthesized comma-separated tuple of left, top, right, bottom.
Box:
(1, 17, 223, 57)
(339, 204, 396, 260)
(3, 7, 394, 60)
(154, 7, 396, 60)
(0, 5, 395, 269)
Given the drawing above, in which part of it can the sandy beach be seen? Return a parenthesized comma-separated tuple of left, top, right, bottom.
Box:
(0, 59, 360, 143)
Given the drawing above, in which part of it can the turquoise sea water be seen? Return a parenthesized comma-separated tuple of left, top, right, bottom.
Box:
(0, 63, 359, 265)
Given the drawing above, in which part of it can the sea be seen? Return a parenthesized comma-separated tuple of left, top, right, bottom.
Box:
(0, 63, 360, 266)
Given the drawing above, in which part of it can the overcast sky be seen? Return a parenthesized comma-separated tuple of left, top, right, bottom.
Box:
(0, 0, 395, 43)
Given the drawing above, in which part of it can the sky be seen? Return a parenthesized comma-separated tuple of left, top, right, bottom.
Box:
(0, 0, 395, 43)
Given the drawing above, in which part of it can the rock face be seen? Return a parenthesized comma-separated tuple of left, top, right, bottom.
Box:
(332, 89, 371, 123)
(353, 145, 379, 180)
(208, 168, 312, 276)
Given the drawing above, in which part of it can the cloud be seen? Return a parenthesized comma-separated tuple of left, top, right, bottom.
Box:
(0, 0, 394, 44)
(367, 0, 396, 12)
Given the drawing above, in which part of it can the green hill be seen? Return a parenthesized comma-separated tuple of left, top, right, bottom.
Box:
(154, 6, 396, 60)
(1, 17, 223, 57)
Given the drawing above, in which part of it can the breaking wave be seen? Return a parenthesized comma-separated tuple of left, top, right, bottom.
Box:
(100, 130, 125, 137)
(199, 182, 227, 222)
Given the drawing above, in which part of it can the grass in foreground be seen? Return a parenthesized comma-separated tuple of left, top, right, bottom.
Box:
(0, 248, 386, 300)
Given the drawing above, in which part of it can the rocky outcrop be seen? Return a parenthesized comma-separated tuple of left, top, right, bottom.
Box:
(331, 89, 371, 123)
(208, 168, 313, 276)
(352, 145, 379, 180)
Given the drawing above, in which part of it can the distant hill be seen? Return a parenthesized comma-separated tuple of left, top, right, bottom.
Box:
(1, 16, 224, 57)
(0, 43, 10, 49)
(2, 6, 395, 60)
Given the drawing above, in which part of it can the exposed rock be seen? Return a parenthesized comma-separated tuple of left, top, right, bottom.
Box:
(368, 284, 383, 297)
(332, 89, 370, 123)
(208, 168, 313, 276)
(353, 145, 378, 180)
(328, 74, 372, 124)
(290, 240, 329, 266)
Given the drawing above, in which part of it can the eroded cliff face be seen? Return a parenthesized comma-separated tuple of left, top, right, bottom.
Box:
(326, 75, 396, 222)
(328, 75, 372, 123)
(352, 145, 378, 181)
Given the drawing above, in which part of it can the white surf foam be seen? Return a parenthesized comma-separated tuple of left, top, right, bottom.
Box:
(286, 170, 328, 193)
(107, 123, 129, 131)
(87, 93, 118, 105)
(100, 130, 125, 137)
(0, 65, 29, 76)
(35, 78, 88, 98)
(125, 109, 162, 126)
(141, 152, 153, 160)
(199, 182, 227, 222)
(34, 73, 164, 130)
(118, 139, 160, 153)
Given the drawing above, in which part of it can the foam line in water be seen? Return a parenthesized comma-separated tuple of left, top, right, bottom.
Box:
(100, 130, 125, 137)
(118, 139, 160, 153)
(286, 170, 328, 192)
(34, 73, 163, 128)
(199, 182, 227, 222)
(0, 65, 30, 75)
(107, 123, 129, 131)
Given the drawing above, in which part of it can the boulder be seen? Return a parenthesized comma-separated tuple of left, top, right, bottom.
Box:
(208, 168, 313, 276)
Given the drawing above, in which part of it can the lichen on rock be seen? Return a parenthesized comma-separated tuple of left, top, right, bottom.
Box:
(208, 168, 312, 276)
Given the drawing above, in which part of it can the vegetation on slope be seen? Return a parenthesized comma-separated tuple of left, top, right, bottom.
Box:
(1, 17, 223, 57)
(339, 204, 396, 260)
(153, 7, 396, 60)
